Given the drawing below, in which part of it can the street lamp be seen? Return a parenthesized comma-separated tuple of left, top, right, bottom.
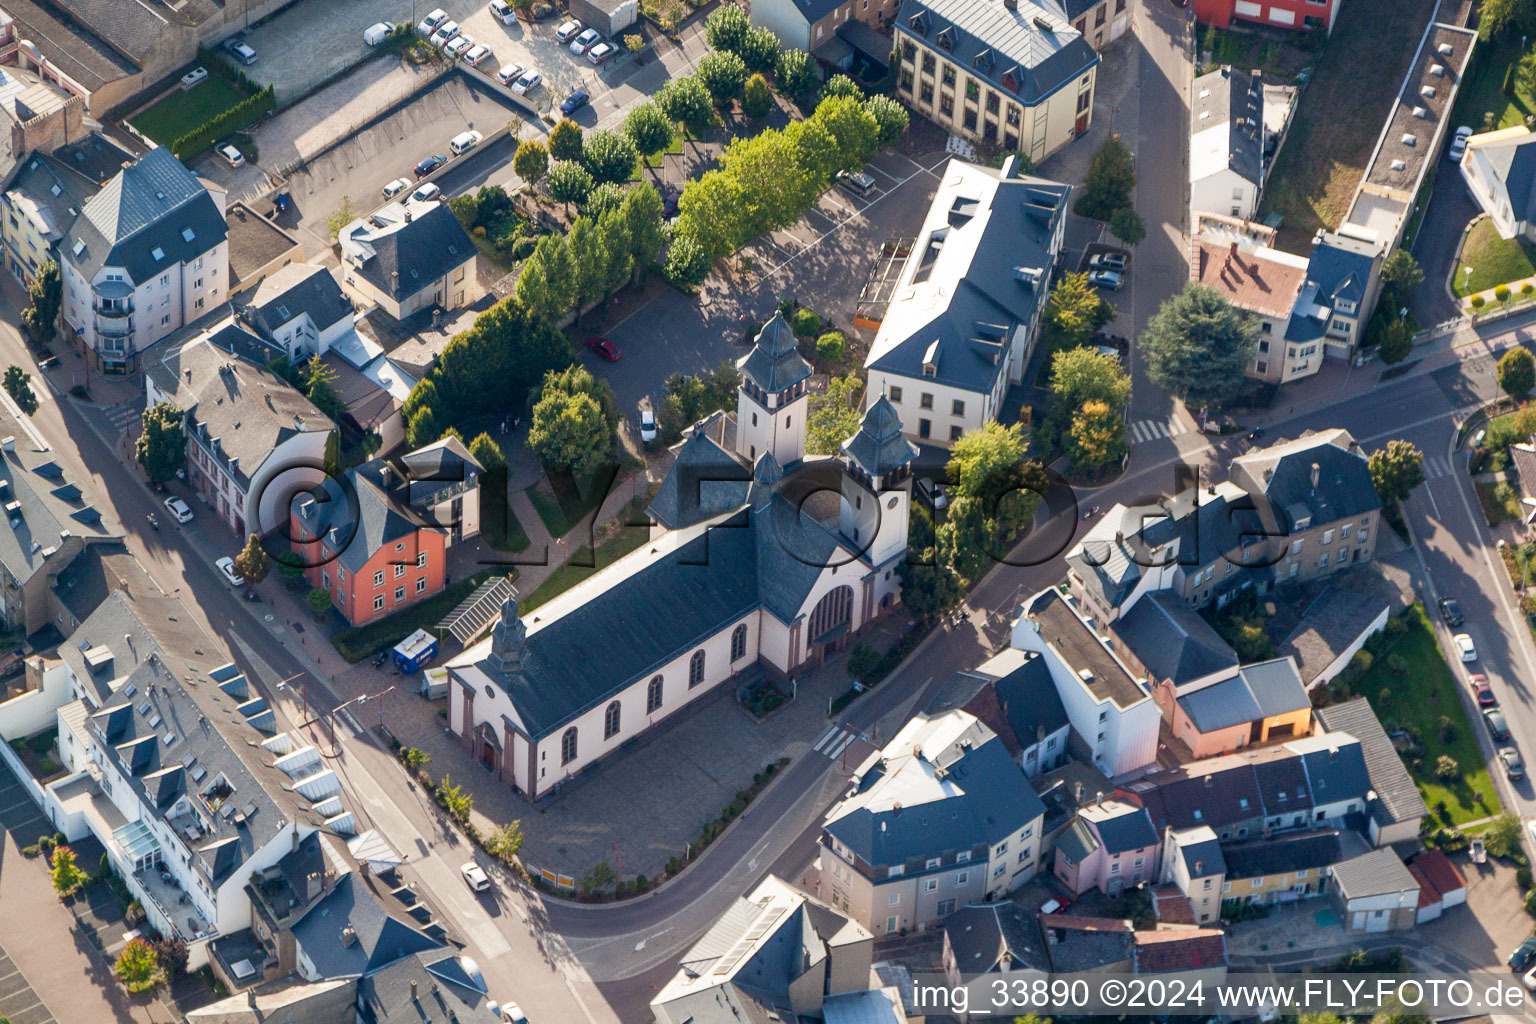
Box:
(326, 685, 396, 757)
(556, 537, 567, 573)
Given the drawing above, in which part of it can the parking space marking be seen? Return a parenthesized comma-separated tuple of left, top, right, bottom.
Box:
(863, 161, 901, 183)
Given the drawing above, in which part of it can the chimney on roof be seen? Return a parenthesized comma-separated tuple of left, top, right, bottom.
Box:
(404, 209, 413, 223)
(1194, 860, 1203, 874)
(1204, 775, 1213, 788)
(1096, 791, 1104, 808)
(1074, 782, 1084, 802)
(410, 980, 418, 999)
(1004, 0, 1017, 8)
(1310, 462, 1320, 489)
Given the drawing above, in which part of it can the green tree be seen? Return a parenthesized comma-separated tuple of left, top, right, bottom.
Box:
(431, 297, 574, 422)
(435, 774, 474, 824)
(233, 532, 271, 584)
(513, 138, 549, 185)
(585, 182, 628, 218)
(946, 422, 1043, 538)
(468, 432, 506, 470)
(676, 169, 750, 260)
(113, 939, 164, 994)
(546, 160, 595, 213)
(937, 495, 993, 582)
(816, 330, 846, 361)
(742, 72, 773, 117)
(1372, 312, 1414, 365)
(325, 194, 359, 240)
(806, 373, 863, 454)
(1381, 248, 1424, 302)
(595, 207, 634, 297)
(657, 75, 715, 134)
(581, 128, 639, 185)
(401, 747, 431, 771)
(549, 119, 584, 162)
(528, 365, 617, 475)
(1500, 346, 1536, 397)
(1367, 438, 1425, 504)
(136, 401, 187, 484)
(812, 94, 880, 172)
(697, 50, 748, 108)
(704, 4, 751, 52)
(624, 101, 674, 179)
(567, 216, 608, 317)
(1479, 0, 1535, 39)
(777, 48, 821, 106)
(1068, 399, 1126, 474)
(822, 73, 863, 101)
(20, 259, 60, 346)
(1073, 134, 1136, 220)
(484, 820, 525, 863)
(1486, 812, 1523, 858)
(3, 366, 36, 415)
(740, 26, 783, 74)
(665, 227, 712, 285)
(306, 587, 332, 618)
(300, 359, 344, 420)
(581, 859, 617, 894)
(516, 236, 569, 322)
(51, 844, 85, 897)
(406, 405, 440, 448)
(788, 117, 842, 186)
(1108, 207, 1146, 247)
(1051, 346, 1131, 411)
(720, 128, 820, 236)
(657, 361, 739, 438)
(1139, 282, 1259, 409)
(1041, 271, 1111, 351)
(896, 558, 964, 624)
(620, 182, 667, 281)
(863, 94, 909, 148)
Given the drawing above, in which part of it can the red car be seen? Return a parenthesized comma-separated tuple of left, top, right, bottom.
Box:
(587, 336, 621, 361)
(1470, 673, 1496, 707)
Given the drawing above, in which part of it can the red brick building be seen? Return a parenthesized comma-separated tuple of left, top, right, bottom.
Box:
(1193, 0, 1338, 34)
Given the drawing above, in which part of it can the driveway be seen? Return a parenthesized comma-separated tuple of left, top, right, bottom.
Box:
(1410, 161, 1479, 327)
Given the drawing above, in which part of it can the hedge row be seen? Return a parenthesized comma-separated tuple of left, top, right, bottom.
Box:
(171, 85, 276, 159)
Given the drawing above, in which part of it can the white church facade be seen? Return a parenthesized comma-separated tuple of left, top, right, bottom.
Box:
(445, 312, 920, 801)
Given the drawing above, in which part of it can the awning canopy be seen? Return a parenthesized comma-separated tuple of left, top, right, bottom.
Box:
(347, 829, 403, 874)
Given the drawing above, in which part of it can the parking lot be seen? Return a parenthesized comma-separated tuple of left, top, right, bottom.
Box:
(590, 148, 951, 417)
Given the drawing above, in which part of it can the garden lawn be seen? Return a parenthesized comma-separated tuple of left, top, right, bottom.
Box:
(1454, 33, 1536, 133)
(1257, 0, 1435, 252)
(1453, 217, 1536, 297)
(520, 526, 648, 612)
(1475, 480, 1523, 525)
(1359, 605, 1500, 825)
(130, 75, 251, 147)
(331, 569, 504, 662)
(1201, 27, 1312, 78)
(524, 459, 642, 539)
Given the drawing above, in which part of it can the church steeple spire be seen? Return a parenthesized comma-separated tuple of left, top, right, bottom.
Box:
(486, 597, 527, 676)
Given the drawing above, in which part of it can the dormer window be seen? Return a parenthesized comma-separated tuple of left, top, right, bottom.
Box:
(1002, 69, 1018, 91)
(973, 48, 992, 71)
(908, 10, 929, 33)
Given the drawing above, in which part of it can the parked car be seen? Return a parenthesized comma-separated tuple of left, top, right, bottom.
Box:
(1529, 818, 1536, 847)
(414, 153, 447, 177)
(917, 477, 947, 510)
(420, 8, 449, 33)
(586, 41, 616, 63)
(464, 44, 493, 66)
(450, 130, 483, 156)
(1509, 937, 1536, 972)
(555, 19, 583, 42)
(1039, 898, 1070, 915)
(383, 177, 412, 198)
(497, 62, 526, 86)
(461, 862, 491, 892)
(587, 336, 621, 361)
(497, 1003, 529, 1024)
(181, 67, 208, 87)
(1471, 836, 1486, 863)
(411, 182, 441, 203)
(560, 91, 589, 114)
(215, 557, 245, 587)
(225, 39, 258, 64)
(164, 496, 193, 523)
(570, 28, 601, 53)
(513, 69, 543, 94)
(1090, 250, 1129, 271)
(489, 0, 517, 23)
(1485, 707, 1511, 741)
(1469, 673, 1496, 707)
(1525, 964, 1536, 993)
(364, 22, 392, 45)
(430, 21, 461, 47)
(639, 408, 657, 442)
(1502, 746, 1526, 781)
(444, 35, 473, 59)
(836, 169, 877, 196)
(1089, 269, 1124, 290)
(1439, 597, 1464, 626)
(217, 144, 244, 168)
(1449, 125, 1473, 162)
(1454, 632, 1477, 661)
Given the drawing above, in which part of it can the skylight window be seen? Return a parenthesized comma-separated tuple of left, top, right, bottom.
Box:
(182, 227, 196, 242)
(50, 183, 61, 196)
(152, 247, 165, 261)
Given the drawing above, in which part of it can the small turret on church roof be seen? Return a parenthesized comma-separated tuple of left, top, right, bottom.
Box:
(738, 311, 812, 395)
(748, 450, 783, 509)
(842, 397, 918, 480)
(485, 596, 527, 677)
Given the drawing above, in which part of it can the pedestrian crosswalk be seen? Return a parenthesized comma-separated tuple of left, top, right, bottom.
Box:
(813, 723, 862, 762)
(103, 401, 142, 437)
(1422, 455, 1454, 480)
(1128, 418, 1193, 444)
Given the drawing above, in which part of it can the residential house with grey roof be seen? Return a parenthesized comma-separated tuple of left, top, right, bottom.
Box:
(1462, 126, 1536, 241)
(817, 710, 1046, 936)
(1331, 848, 1421, 932)
(1040, 916, 1134, 973)
(356, 948, 505, 1024)
(1314, 697, 1426, 845)
(147, 319, 333, 537)
(1300, 228, 1385, 359)
(864, 156, 1068, 447)
(1159, 826, 1225, 924)
(940, 902, 1046, 985)
(893, 0, 1098, 161)
(448, 327, 918, 801)
(238, 262, 354, 361)
(1052, 795, 1161, 897)
(1166, 657, 1312, 759)
(1062, 0, 1130, 49)
(1219, 827, 1366, 909)
(1189, 66, 1296, 223)
(1011, 588, 1161, 779)
(651, 875, 880, 1024)
(39, 589, 351, 972)
(750, 0, 901, 63)
(927, 647, 1070, 778)
(1277, 561, 1412, 691)
(338, 200, 479, 320)
(60, 146, 229, 375)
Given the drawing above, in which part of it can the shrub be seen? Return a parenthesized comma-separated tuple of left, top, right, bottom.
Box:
(170, 86, 277, 159)
(114, 939, 164, 994)
(815, 331, 846, 361)
(1525, 888, 1536, 916)
(1434, 754, 1460, 780)
(1385, 652, 1407, 675)
(1384, 615, 1406, 638)
(1473, 295, 1487, 310)
(790, 307, 821, 337)
(1498, 284, 1514, 305)
(1520, 866, 1533, 891)
(1438, 715, 1456, 744)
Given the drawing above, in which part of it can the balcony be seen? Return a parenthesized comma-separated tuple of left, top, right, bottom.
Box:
(93, 298, 133, 317)
(95, 316, 133, 338)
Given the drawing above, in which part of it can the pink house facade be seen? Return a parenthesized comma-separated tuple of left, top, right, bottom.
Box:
(1053, 799, 1163, 897)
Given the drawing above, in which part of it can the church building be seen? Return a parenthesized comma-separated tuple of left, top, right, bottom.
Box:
(445, 313, 920, 801)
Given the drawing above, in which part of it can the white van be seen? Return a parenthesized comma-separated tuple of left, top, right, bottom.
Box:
(364, 22, 392, 45)
(449, 130, 483, 155)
